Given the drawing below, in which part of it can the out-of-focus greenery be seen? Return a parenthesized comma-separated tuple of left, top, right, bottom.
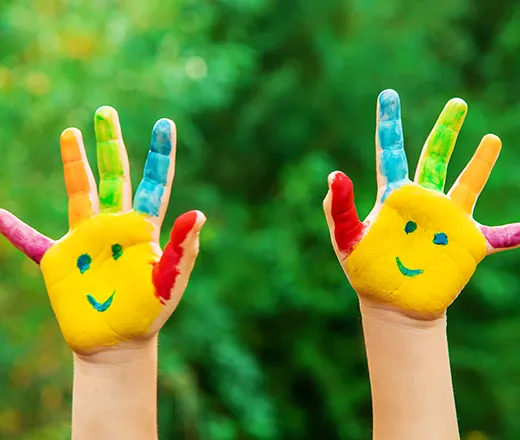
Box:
(1, 0, 520, 439)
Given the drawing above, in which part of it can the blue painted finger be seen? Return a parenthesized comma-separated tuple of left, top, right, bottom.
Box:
(376, 89, 409, 201)
(134, 119, 174, 217)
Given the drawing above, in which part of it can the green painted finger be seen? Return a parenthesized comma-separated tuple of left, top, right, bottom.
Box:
(94, 106, 130, 212)
(414, 98, 468, 191)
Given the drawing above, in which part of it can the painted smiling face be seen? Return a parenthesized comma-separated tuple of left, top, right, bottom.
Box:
(324, 89, 520, 318)
(40, 211, 163, 350)
(345, 184, 486, 314)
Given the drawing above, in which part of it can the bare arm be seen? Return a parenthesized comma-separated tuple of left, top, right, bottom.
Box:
(72, 338, 159, 440)
(0, 109, 204, 440)
(360, 302, 459, 440)
(323, 90, 511, 439)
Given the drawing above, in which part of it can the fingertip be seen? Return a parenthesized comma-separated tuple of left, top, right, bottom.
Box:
(154, 118, 176, 132)
(151, 118, 176, 155)
(327, 171, 347, 187)
(95, 105, 118, 121)
(377, 89, 401, 121)
(94, 106, 121, 141)
(170, 210, 204, 245)
(329, 172, 355, 216)
(193, 210, 207, 228)
(0, 209, 15, 233)
(378, 89, 399, 104)
(482, 133, 502, 151)
(60, 127, 81, 141)
(476, 134, 502, 166)
(60, 128, 84, 162)
(444, 98, 468, 124)
(447, 97, 468, 110)
(328, 171, 353, 194)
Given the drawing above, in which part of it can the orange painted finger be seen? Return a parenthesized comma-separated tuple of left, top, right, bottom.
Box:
(448, 134, 501, 214)
(60, 128, 99, 229)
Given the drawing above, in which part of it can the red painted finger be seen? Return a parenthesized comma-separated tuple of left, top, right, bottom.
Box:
(329, 172, 365, 255)
(152, 210, 204, 304)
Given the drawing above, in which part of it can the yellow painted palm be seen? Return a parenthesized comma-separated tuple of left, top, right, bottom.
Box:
(0, 107, 205, 353)
(323, 90, 520, 318)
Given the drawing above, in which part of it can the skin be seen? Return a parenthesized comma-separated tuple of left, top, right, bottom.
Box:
(0, 107, 205, 440)
(72, 338, 159, 440)
(360, 302, 459, 440)
(323, 90, 520, 439)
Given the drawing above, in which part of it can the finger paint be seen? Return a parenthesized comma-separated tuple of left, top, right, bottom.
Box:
(416, 99, 467, 191)
(152, 211, 197, 304)
(134, 119, 173, 217)
(95, 107, 126, 212)
(377, 90, 408, 201)
(0, 209, 54, 264)
(330, 172, 365, 255)
(481, 224, 520, 250)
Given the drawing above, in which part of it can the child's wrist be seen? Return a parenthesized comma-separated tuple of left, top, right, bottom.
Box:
(73, 335, 158, 367)
(72, 335, 159, 440)
(359, 296, 447, 330)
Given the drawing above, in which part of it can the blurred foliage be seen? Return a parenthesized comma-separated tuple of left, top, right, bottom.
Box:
(1, 0, 520, 439)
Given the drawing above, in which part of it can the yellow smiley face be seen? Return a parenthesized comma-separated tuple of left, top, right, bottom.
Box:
(40, 211, 163, 352)
(323, 90, 516, 317)
(344, 184, 487, 315)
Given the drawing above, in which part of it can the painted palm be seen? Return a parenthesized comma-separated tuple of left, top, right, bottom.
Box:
(0, 107, 205, 353)
(323, 90, 520, 318)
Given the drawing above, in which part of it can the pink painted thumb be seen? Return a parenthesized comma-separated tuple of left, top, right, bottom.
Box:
(481, 223, 520, 250)
(0, 209, 54, 264)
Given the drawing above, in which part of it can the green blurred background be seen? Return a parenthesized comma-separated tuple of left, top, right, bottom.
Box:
(1, 0, 520, 439)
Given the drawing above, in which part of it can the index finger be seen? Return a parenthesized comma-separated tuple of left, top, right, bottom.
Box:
(133, 119, 177, 227)
(414, 98, 468, 192)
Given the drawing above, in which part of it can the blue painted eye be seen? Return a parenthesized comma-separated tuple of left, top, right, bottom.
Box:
(112, 244, 123, 260)
(433, 233, 448, 245)
(77, 254, 92, 274)
(404, 221, 417, 234)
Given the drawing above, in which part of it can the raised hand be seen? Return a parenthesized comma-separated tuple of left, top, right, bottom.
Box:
(0, 107, 205, 353)
(323, 89, 520, 318)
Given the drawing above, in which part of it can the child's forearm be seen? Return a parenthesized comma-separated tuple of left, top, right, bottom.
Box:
(72, 337, 159, 440)
(360, 300, 459, 440)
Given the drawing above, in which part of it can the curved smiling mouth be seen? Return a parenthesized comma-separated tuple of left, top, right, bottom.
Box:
(395, 257, 424, 277)
(87, 291, 115, 312)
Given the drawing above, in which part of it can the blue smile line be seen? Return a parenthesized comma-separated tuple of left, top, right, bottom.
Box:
(87, 292, 115, 312)
(396, 257, 424, 277)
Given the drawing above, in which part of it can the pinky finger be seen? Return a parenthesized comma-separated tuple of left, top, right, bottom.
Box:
(150, 210, 206, 330)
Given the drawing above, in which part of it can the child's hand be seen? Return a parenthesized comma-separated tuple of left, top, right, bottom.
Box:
(0, 107, 205, 353)
(323, 89, 520, 319)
